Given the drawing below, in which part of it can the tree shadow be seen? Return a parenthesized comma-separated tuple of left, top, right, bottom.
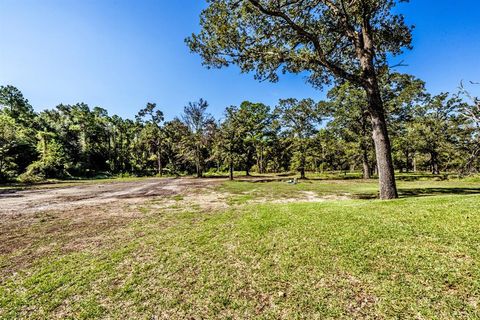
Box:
(398, 187, 480, 198)
(0, 189, 23, 198)
(307, 176, 362, 181)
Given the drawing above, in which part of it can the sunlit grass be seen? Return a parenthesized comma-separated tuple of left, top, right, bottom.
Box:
(1, 180, 480, 318)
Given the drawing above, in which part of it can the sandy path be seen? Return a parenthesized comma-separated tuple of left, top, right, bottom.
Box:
(0, 178, 224, 215)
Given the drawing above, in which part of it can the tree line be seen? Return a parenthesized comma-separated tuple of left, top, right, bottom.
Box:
(1, 78, 478, 184)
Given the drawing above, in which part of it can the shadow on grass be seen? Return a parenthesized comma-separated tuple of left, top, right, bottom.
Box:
(352, 187, 480, 200)
(351, 187, 480, 200)
(0, 189, 24, 197)
(398, 187, 480, 198)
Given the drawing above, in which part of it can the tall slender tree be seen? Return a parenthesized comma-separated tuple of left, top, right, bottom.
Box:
(275, 98, 322, 179)
(136, 103, 165, 176)
(216, 106, 244, 180)
(235, 101, 272, 176)
(182, 99, 214, 178)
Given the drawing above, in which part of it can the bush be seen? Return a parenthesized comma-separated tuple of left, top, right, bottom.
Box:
(18, 171, 45, 184)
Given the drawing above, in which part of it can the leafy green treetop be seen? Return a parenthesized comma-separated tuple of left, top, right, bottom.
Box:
(182, 99, 214, 177)
(136, 103, 165, 175)
(275, 98, 322, 179)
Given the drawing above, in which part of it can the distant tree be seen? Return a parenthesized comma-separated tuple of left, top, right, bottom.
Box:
(275, 98, 322, 179)
(187, 0, 414, 198)
(235, 101, 272, 175)
(458, 82, 480, 173)
(313, 128, 349, 172)
(410, 93, 463, 174)
(458, 82, 480, 126)
(86, 107, 111, 173)
(182, 99, 214, 177)
(0, 86, 38, 176)
(216, 106, 245, 180)
(263, 116, 285, 173)
(136, 102, 165, 176)
(0, 114, 26, 181)
(163, 119, 192, 175)
(0, 85, 35, 126)
(108, 115, 131, 174)
(327, 84, 374, 179)
(22, 129, 71, 180)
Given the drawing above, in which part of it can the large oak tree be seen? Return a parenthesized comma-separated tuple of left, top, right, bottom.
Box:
(187, 0, 413, 199)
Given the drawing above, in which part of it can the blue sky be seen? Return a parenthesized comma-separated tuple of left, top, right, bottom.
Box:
(0, 0, 479, 120)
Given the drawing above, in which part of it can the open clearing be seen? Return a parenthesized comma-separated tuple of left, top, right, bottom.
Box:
(0, 178, 226, 215)
(1, 177, 480, 319)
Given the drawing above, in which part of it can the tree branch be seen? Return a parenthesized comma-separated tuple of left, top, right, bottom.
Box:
(246, 0, 362, 85)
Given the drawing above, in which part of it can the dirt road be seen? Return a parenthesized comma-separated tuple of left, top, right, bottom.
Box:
(0, 178, 224, 215)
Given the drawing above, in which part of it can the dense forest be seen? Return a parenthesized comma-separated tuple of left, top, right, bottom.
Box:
(1, 76, 478, 183)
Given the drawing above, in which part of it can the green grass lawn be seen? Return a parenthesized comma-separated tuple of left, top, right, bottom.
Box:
(1, 178, 480, 319)
(218, 178, 480, 201)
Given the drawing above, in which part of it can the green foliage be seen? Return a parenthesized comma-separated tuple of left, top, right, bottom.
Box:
(275, 98, 322, 178)
(181, 99, 215, 177)
(187, 0, 418, 198)
(0, 85, 35, 126)
(136, 103, 166, 175)
(24, 137, 71, 180)
(458, 82, 480, 173)
(213, 106, 245, 178)
(186, 0, 412, 87)
(408, 93, 465, 174)
(235, 101, 273, 174)
(1, 81, 480, 183)
(0, 114, 24, 181)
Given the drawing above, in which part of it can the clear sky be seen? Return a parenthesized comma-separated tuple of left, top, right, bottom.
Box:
(0, 0, 479, 120)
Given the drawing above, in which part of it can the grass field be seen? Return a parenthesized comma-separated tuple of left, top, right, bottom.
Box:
(1, 176, 480, 319)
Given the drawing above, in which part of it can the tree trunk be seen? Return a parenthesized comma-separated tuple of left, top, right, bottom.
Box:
(362, 148, 371, 179)
(157, 153, 162, 176)
(413, 152, 417, 172)
(431, 152, 440, 175)
(405, 150, 410, 173)
(299, 152, 306, 179)
(229, 160, 234, 181)
(157, 144, 162, 177)
(260, 145, 265, 174)
(357, 24, 398, 199)
(196, 145, 202, 178)
(196, 161, 202, 178)
(366, 87, 398, 199)
(246, 149, 253, 176)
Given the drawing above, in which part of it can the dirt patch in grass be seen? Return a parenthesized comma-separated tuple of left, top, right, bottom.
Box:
(243, 191, 353, 205)
(0, 178, 226, 216)
(0, 178, 374, 281)
(0, 204, 141, 278)
(0, 178, 227, 278)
